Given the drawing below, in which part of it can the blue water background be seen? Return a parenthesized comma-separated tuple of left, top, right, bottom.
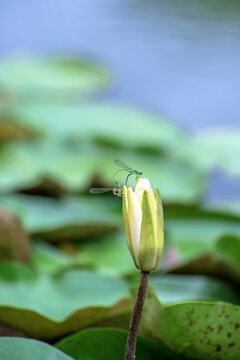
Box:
(0, 0, 240, 200)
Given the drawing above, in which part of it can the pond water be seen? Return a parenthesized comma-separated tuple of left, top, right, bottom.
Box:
(0, 0, 240, 199)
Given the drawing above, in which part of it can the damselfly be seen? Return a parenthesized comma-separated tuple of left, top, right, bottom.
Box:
(89, 160, 142, 197)
(89, 186, 122, 197)
(114, 159, 142, 186)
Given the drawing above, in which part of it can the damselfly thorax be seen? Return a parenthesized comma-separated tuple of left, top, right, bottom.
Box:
(114, 159, 142, 187)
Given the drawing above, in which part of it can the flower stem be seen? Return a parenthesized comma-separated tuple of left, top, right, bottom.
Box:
(124, 271, 150, 360)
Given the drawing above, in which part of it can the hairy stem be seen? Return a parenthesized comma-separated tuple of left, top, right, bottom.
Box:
(124, 271, 150, 360)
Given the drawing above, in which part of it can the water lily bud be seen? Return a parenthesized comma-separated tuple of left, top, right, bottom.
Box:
(122, 178, 164, 272)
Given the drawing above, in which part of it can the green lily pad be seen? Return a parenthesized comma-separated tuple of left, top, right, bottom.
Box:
(186, 131, 240, 176)
(0, 263, 130, 339)
(215, 235, 240, 276)
(165, 238, 240, 288)
(0, 142, 42, 193)
(0, 141, 96, 193)
(158, 302, 240, 360)
(56, 328, 189, 360)
(30, 241, 75, 274)
(165, 207, 240, 261)
(42, 142, 204, 203)
(139, 288, 240, 360)
(0, 194, 121, 241)
(6, 104, 186, 152)
(77, 232, 136, 277)
(0, 131, 205, 203)
(0, 58, 108, 103)
(0, 337, 73, 360)
(205, 201, 240, 218)
(149, 275, 240, 305)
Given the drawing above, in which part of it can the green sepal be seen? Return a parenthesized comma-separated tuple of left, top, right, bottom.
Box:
(138, 190, 157, 272)
(155, 187, 164, 229)
(155, 187, 164, 268)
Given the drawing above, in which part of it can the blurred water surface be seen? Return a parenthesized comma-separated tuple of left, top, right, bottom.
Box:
(0, 0, 240, 199)
(0, 0, 240, 130)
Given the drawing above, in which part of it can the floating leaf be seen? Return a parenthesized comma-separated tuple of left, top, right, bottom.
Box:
(205, 201, 240, 217)
(0, 263, 130, 339)
(0, 337, 73, 360)
(56, 328, 189, 360)
(77, 232, 135, 277)
(0, 143, 42, 193)
(0, 135, 205, 203)
(42, 143, 205, 204)
(165, 207, 240, 261)
(158, 302, 240, 360)
(30, 241, 74, 274)
(194, 131, 240, 176)
(138, 288, 240, 360)
(215, 235, 240, 276)
(0, 58, 108, 103)
(149, 275, 240, 305)
(41, 144, 206, 204)
(6, 104, 186, 151)
(0, 141, 96, 193)
(166, 249, 240, 289)
(0, 194, 121, 241)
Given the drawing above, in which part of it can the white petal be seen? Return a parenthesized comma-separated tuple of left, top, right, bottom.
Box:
(128, 188, 142, 263)
(135, 178, 155, 207)
(123, 186, 128, 215)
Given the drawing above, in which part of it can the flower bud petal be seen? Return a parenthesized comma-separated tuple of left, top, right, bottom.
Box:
(122, 186, 134, 259)
(127, 187, 142, 268)
(138, 190, 158, 271)
(135, 178, 155, 203)
(122, 178, 164, 272)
